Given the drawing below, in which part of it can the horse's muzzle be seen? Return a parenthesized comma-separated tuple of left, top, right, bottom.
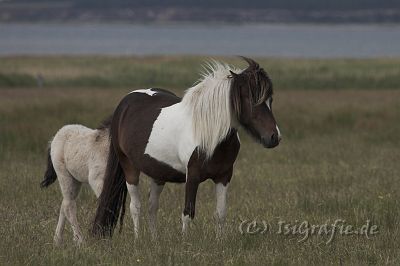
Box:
(261, 133, 280, 148)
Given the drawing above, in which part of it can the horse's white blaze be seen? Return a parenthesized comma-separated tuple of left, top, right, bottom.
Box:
(266, 97, 272, 110)
(276, 124, 281, 138)
(131, 88, 157, 96)
(127, 182, 141, 238)
(236, 132, 241, 144)
(215, 183, 228, 226)
(266, 97, 281, 139)
(144, 103, 197, 173)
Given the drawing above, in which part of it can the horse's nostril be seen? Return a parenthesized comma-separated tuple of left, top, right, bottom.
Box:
(271, 133, 277, 143)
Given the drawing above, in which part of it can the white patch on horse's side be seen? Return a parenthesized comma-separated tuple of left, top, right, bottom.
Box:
(236, 132, 241, 144)
(144, 103, 197, 173)
(130, 88, 157, 96)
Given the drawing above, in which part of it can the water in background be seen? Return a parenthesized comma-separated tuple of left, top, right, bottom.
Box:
(1, 23, 400, 57)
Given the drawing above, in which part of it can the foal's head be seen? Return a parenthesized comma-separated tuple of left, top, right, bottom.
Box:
(230, 57, 281, 148)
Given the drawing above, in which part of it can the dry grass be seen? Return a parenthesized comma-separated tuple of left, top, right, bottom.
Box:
(0, 57, 399, 265)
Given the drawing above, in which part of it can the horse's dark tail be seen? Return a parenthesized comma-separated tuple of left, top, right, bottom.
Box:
(40, 147, 57, 188)
(91, 134, 127, 238)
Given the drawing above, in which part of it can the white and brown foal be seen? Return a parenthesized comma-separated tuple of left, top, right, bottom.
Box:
(92, 57, 281, 239)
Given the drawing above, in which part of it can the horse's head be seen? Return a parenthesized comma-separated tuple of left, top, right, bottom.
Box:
(230, 57, 281, 148)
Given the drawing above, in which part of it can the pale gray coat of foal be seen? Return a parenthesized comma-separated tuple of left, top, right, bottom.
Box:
(41, 124, 109, 245)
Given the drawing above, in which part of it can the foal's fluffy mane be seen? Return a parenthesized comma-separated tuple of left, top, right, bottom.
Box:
(182, 60, 241, 159)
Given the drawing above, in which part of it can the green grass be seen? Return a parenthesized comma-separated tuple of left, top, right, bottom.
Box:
(0, 56, 400, 265)
(1, 56, 400, 90)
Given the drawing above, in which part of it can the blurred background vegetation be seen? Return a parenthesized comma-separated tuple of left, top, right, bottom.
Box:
(2, 0, 400, 23)
(1, 56, 400, 90)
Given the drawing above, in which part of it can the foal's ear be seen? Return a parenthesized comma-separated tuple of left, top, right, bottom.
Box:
(229, 70, 239, 78)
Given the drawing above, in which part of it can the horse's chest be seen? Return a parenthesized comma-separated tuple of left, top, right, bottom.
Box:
(188, 130, 241, 182)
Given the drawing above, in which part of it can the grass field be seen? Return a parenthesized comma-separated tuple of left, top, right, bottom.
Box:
(0, 56, 400, 265)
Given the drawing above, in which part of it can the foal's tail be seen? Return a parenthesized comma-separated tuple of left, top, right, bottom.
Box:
(91, 135, 127, 238)
(40, 147, 57, 188)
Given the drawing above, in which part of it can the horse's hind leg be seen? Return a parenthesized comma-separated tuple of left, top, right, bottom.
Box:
(120, 154, 141, 239)
(58, 171, 84, 245)
(148, 179, 164, 238)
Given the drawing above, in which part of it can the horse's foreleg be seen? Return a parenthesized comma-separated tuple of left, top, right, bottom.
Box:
(148, 179, 164, 239)
(182, 173, 200, 234)
(214, 168, 233, 237)
(215, 183, 229, 236)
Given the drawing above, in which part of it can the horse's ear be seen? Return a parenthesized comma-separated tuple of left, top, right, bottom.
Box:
(240, 56, 259, 69)
(229, 70, 239, 78)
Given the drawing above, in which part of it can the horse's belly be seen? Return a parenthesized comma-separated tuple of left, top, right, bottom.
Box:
(140, 154, 187, 183)
(144, 141, 185, 173)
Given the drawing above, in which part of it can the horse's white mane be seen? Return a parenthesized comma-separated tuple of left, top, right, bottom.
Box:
(182, 60, 241, 159)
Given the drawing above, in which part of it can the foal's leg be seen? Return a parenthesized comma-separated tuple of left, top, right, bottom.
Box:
(120, 155, 141, 239)
(148, 179, 164, 238)
(58, 172, 84, 245)
(88, 169, 104, 198)
(54, 203, 66, 246)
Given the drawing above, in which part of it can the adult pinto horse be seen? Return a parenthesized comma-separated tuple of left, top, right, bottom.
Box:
(92, 57, 281, 238)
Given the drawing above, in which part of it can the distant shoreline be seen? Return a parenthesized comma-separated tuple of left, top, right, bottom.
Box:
(2, 21, 400, 26)
(1, 7, 400, 24)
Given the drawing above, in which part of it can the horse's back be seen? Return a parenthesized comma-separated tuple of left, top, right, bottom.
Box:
(115, 88, 181, 143)
(121, 88, 181, 113)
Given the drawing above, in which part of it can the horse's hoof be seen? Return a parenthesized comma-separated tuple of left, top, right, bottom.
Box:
(73, 236, 85, 247)
(53, 236, 63, 247)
